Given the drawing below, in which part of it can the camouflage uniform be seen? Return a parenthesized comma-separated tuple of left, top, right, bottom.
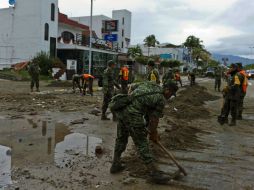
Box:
(28, 62, 40, 92)
(147, 68, 160, 84)
(102, 66, 119, 119)
(214, 67, 222, 91)
(162, 69, 174, 85)
(72, 74, 82, 93)
(220, 70, 243, 125)
(112, 82, 165, 165)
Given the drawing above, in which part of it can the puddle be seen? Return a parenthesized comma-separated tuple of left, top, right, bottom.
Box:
(0, 116, 103, 186)
(54, 133, 102, 168)
(0, 145, 12, 188)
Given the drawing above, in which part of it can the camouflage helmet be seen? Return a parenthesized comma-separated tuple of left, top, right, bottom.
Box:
(107, 60, 115, 66)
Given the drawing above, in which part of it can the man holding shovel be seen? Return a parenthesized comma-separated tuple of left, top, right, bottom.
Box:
(110, 81, 183, 184)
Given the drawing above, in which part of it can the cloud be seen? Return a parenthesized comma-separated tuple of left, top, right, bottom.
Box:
(1, 0, 252, 56)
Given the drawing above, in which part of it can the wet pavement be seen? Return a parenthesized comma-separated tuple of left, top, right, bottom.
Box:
(0, 113, 103, 189)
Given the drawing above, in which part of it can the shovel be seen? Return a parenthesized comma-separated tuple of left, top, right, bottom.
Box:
(155, 141, 187, 176)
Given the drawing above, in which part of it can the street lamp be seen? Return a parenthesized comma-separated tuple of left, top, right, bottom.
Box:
(88, 0, 93, 74)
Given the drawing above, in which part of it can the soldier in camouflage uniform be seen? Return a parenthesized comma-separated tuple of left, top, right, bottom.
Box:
(28, 61, 40, 92)
(110, 81, 178, 184)
(214, 67, 222, 91)
(218, 64, 243, 126)
(147, 59, 160, 84)
(162, 68, 174, 85)
(101, 60, 120, 120)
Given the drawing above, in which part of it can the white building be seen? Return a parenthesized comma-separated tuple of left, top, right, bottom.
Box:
(138, 43, 194, 70)
(71, 9, 132, 53)
(0, 0, 58, 69)
(0, 0, 122, 77)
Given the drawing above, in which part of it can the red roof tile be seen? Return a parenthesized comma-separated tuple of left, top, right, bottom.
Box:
(58, 13, 89, 30)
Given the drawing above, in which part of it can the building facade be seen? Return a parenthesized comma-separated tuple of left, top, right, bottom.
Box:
(71, 9, 132, 54)
(0, 1, 126, 77)
(0, 0, 58, 69)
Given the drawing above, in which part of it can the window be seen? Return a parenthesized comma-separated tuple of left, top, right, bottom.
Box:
(51, 3, 55, 21)
(44, 23, 49, 41)
(50, 37, 56, 57)
(122, 29, 124, 37)
(122, 17, 124, 25)
(61, 31, 75, 43)
(121, 41, 124, 48)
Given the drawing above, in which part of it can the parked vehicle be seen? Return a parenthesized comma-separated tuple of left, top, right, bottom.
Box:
(205, 67, 215, 77)
(246, 70, 254, 79)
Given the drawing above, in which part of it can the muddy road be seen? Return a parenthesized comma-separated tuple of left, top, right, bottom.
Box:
(0, 79, 254, 190)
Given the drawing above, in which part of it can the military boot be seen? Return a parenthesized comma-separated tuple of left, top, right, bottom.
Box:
(101, 114, 110, 120)
(36, 88, 40, 92)
(229, 119, 236, 126)
(110, 155, 125, 174)
(147, 163, 171, 184)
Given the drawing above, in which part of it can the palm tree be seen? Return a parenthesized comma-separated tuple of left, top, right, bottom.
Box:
(127, 45, 143, 60)
(143, 34, 159, 56)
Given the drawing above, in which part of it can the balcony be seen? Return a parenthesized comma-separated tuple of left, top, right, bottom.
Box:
(58, 33, 121, 53)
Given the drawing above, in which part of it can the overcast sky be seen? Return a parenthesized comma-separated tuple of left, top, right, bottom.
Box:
(1, 0, 254, 58)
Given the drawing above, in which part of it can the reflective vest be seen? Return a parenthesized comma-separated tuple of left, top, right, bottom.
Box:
(120, 67, 129, 81)
(83, 74, 95, 80)
(150, 71, 157, 82)
(239, 70, 248, 93)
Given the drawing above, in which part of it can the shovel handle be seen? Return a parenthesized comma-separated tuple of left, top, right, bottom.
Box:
(156, 141, 187, 176)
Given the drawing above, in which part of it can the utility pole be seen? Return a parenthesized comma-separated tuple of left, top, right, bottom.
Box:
(88, 0, 93, 74)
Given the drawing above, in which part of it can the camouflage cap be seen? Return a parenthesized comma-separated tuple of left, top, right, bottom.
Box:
(147, 59, 155, 67)
(236, 62, 243, 69)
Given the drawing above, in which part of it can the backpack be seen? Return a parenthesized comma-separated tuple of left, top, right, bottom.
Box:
(109, 94, 131, 112)
(109, 91, 162, 113)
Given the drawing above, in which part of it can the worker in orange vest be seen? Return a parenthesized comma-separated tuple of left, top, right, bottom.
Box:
(236, 63, 248, 120)
(174, 70, 182, 87)
(119, 65, 129, 94)
(81, 73, 95, 96)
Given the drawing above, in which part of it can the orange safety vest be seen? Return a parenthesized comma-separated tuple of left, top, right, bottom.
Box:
(120, 67, 129, 81)
(175, 73, 180, 81)
(239, 70, 248, 93)
(83, 74, 95, 80)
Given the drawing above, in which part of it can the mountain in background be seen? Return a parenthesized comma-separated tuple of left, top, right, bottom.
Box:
(212, 53, 254, 66)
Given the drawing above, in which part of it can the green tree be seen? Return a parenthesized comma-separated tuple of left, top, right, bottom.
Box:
(143, 34, 159, 56)
(183, 35, 204, 49)
(127, 45, 143, 59)
(31, 52, 53, 75)
(160, 60, 181, 68)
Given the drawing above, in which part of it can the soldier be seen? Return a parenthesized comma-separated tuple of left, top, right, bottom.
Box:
(110, 81, 178, 184)
(162, 68, 174, 85)
(28, 61, 40, 92)
(81, 73, 95, 96)
(236, 63, 248, 120)
(118, 65, 129, 94)
(72, 74, 82, 93)
(147, 59, 160, 84)
(101, 60, 120, 120)
(214, 67, 222, 91)
(188, 71, 195, 86)
(218, 64, 243, 126)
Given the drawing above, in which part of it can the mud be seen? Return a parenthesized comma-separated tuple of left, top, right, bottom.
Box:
(0, 79, 254, 190)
